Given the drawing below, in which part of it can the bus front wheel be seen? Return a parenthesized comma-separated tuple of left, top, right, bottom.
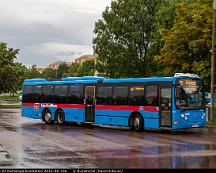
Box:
(133, 114, 144, 132)
(56, 110, 65, 126)
(43, 110, 54, 125)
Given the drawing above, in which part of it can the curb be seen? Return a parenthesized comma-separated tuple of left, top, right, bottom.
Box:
(206, 125, 216, 128)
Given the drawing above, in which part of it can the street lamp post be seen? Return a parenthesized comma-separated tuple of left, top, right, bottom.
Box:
(210, 0, 216, 121)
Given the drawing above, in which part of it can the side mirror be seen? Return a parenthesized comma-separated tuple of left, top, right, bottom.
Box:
(204, 98, 210, 106)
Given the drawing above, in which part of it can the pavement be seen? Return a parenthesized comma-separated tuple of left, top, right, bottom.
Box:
(0, 144, 13, 166)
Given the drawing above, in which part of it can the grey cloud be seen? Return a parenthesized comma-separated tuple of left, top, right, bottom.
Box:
(0, 0, 110, 67)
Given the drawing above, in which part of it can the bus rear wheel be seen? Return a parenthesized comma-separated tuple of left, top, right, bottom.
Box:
(56, 110, 65, 126)
(43, 110, 54, 125)
(132, 114, 144, 132)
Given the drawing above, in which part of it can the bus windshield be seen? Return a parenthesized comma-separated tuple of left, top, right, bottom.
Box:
(175, 78, 204, 109)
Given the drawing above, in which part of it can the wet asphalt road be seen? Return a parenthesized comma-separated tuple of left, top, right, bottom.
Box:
(0, 109, 216, 169)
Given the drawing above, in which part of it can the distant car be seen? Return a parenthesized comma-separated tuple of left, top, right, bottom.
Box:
(18, 95, 22, 102)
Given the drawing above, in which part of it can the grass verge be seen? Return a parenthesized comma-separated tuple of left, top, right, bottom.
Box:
(206, 106, 216, 126)
(0, 94, 20, 101)
(0, 104, 21, 109)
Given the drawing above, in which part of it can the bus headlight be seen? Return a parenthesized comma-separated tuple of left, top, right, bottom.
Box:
(181, 114, 185, 118)
(202, 113, 205, 119)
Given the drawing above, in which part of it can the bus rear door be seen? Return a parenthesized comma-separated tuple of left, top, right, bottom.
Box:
(85, 86, 95, 122)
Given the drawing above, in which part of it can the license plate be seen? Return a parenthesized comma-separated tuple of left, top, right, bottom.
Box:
(192, 124, 199, 127)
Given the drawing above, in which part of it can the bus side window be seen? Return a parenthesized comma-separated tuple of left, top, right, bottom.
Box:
(41, 85, 54, 103)
(129, 86, 145, 106)
(23, 85, 34, 103)
(53, 85, 68, 104)
(33, 85, 42, 103)
(113, 86, 128, 105)
(97, 86, 113, 105)
(68, 85, 83, 104)
(145, 85, 159, 106)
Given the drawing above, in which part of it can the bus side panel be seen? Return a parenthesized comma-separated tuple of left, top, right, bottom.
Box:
(21, 106, 41, 119)
(144, 118, 159, 129)
(64, 108, 85, 122)
(141, 109, 159, 129)
(95, 110, 132, 126)
(47, 107, 85, 122)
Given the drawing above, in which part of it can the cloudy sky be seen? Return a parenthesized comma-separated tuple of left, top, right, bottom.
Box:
(0, 0, 111, 67)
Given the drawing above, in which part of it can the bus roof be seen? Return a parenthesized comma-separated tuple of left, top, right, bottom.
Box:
(23, 75, 202, 86)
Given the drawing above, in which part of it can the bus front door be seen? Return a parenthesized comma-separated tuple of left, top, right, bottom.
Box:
(159, 87, 172, 128)
(85, 86, 95, 122)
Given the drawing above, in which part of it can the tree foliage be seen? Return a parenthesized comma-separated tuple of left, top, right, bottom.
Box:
(0, 42, 19, 93)
(41, 68, 57, 79)
(155, 1, 212, 88)
(93, 0, 162, 77)
(56, 63, 70, 78)
(14, 62, 29, 91)
(76, 60, 96, 76)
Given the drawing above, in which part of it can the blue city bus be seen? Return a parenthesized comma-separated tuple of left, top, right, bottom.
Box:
(21, 74, 206, 131)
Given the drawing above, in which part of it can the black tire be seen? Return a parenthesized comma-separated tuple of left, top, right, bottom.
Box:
(43, 109, 54, 125)
(129, 117, 134, 130)
(80, 122, 93, 128)
(56, 110, 65, 126)
(133, 114, 144, 132)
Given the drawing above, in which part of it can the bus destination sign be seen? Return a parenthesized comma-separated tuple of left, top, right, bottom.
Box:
(177, 79, 198, 86)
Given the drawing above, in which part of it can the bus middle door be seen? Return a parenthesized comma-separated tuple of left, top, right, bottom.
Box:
(84, 86, 95, 122)
(159, 86, 172, 128)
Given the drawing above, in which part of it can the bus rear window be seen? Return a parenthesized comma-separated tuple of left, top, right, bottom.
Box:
(22, 85, 34, 103)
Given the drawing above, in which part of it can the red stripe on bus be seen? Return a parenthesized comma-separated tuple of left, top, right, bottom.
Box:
(57, 104, 85, 109)
(22, 103, 84, 109)
(22, 103, 159, 112)
(22, 103, 34, 107)
(95, 105, 140, 111)
(143, 106, 159, 112)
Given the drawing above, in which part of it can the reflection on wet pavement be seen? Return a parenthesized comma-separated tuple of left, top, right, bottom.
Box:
(0, 109, 216, 168)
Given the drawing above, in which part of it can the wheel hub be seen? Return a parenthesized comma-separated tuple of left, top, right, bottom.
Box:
(58, 112, 63, 123)
(45, 112, 51, 122)
(134, 117, 140, 128)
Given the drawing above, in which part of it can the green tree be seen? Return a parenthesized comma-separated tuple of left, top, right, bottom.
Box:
(93, 0, 162, 78)
(56, 63, 70, 78)
(0, 42, 19, 93)
(27, 65, 42, 79)
(42, 68, 57, 79)
(76, 60, 96, 76)
(14, 62, 29, 91)
(155, 1, 212, 89)
(64, 63, 80, 77)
